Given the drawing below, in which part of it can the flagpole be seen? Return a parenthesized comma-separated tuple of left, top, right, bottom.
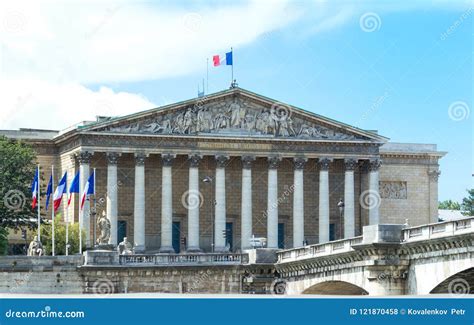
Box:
(79, 169, 82, 254)
(37, 164, 41, 242)
(66, 168, 69, 256)
(51, 165, 55, 256)
(206, 57, 209, 94)
(93, 168, 97, 248)
(231, 47, 234, 86)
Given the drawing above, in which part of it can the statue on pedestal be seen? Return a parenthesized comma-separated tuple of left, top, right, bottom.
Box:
(27, 236, 43, 256)
(96, 210, 111, 245)
(117, 237, 134, 255)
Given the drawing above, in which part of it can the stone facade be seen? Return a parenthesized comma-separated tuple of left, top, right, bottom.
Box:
(1, 87, 445, 252)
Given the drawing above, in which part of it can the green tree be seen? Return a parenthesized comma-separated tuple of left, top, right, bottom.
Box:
(0, 228, 8, 255)
(438, 199, 461, 210)
(461, 189, 474, 216)
(0, 136, 38, 229)
(39, 216, 85, 255)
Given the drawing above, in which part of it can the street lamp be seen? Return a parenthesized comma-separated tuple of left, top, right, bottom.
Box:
(202, 176, 215, 252)
(337, 198, 344, 239)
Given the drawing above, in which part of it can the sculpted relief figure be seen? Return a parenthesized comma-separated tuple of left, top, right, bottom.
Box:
(27, 236, 43, 256)
(117, 237, 134, 255)
(229, 102, 246, 128)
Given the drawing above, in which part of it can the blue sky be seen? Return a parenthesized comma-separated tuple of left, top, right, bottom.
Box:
(0, 0, 472, 201)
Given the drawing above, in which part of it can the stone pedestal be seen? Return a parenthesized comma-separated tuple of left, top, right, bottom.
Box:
(83, 250, 119, 266)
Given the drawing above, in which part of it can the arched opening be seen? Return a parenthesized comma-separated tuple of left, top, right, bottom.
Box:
(302, 281, 368, 295)
(430, 267, 474, 295)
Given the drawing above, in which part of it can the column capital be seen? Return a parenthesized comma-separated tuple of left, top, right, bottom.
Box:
(135, 153, 147, 166)
(76, 151, 93, 164)
(215, 155, 229, 168)
(188, 154, 202, 167)
(344, 158, 358, 171)
(268, 156, 281, 169)
(318, 158, 332, 171)
(293, 157, 307, 170)
(161, 153, 175, 167)
(242, 155, 256, 169)
(106, 152, 121, 165)
(368, 159, 382, 172)
(428, 170, 441, 182)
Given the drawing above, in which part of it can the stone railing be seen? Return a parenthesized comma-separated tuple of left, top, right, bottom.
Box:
(119, 253, 249, 266)
(403, 217, 473, 243)
(277, 236, 363, 263)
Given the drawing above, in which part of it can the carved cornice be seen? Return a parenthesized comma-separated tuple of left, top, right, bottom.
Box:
(293, 157, 307, 170)
(161, 153, 175, 167)
(242, 155, 255, 169)
(135, 153, 146, 166)
(268, 156, 281, 169)
(344, 158, 358, 171)
(106, 152, 120, 165)
(318, 158, 331, 171)
(215, 155, 229, 168)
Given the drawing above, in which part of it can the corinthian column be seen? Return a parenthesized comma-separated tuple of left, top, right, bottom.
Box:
(187, 154, 202, 252)
(77, 151, 92, 248)
(293, 157, 306, 248)
(267, 156, 280, 249)
(368, 159, 382, 225)
(160, 153, 175, 253)
(214, 155, 229, 252)
(318, 158, 331, 243)
(344, 159, 357, 238)
(133, 153, 146, 252)
(241, 156, 255, 250)
(106, 152, 120, 246)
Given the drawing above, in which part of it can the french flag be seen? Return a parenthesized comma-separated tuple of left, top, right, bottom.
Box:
(80, 171, 95, 210)
(213, 50, 233, 67)
(68, 171, 80, 207)
(53, 172, 67, 213)
(31, 168, 39, 209)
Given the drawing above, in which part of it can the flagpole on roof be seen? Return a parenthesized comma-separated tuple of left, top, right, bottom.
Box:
(206, 57, 209, 94)
(231, 47, 234, 86)
(66, 168, 70, 256)
(51, 165, 55, 256)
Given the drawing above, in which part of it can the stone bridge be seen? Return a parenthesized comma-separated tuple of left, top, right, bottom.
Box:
(275, 217, 474, 295)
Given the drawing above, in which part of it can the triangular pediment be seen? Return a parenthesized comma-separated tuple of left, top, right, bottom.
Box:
(85, 88, 387, 142)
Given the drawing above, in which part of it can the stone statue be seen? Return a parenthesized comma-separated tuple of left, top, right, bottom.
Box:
(117, 237, 134, 255)
(27, 236, 43, 256)
(97, 210, 111, 245)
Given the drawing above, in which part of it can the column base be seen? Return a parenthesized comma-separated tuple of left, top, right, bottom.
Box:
(186, 247, 202, 253)
(158, 246, 175, 254)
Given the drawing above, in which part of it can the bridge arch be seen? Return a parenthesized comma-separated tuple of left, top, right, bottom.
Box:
(430, 267, 474, 295)
(302, 281, 368, 295)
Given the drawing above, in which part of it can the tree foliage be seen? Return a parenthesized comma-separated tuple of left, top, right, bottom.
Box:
(0, 136, 38, 229)
(461, 189, 474, 216)
(438, 199, 461, 210)
(39, 216, 85, 255)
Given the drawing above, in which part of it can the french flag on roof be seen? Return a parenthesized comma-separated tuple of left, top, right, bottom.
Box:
(31, 168, 39, 209)
(80, 171, 95, 210)
(53, 172, 67, 213)
(213, 50, 233, 67)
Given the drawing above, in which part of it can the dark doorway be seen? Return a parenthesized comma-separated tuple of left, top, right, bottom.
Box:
(278, 223, 285, 249)
(172, 221, 181, 253)
(329, 223, 335, 241)
(225, 222, 233, 251)
(117, 220, 127, 244)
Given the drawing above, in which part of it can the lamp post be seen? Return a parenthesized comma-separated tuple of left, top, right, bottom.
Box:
(337, 198, 344, 240)
(202, 176, 215, 252)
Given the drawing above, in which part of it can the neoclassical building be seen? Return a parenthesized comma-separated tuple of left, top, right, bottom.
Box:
(2, 87, 445, 253)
